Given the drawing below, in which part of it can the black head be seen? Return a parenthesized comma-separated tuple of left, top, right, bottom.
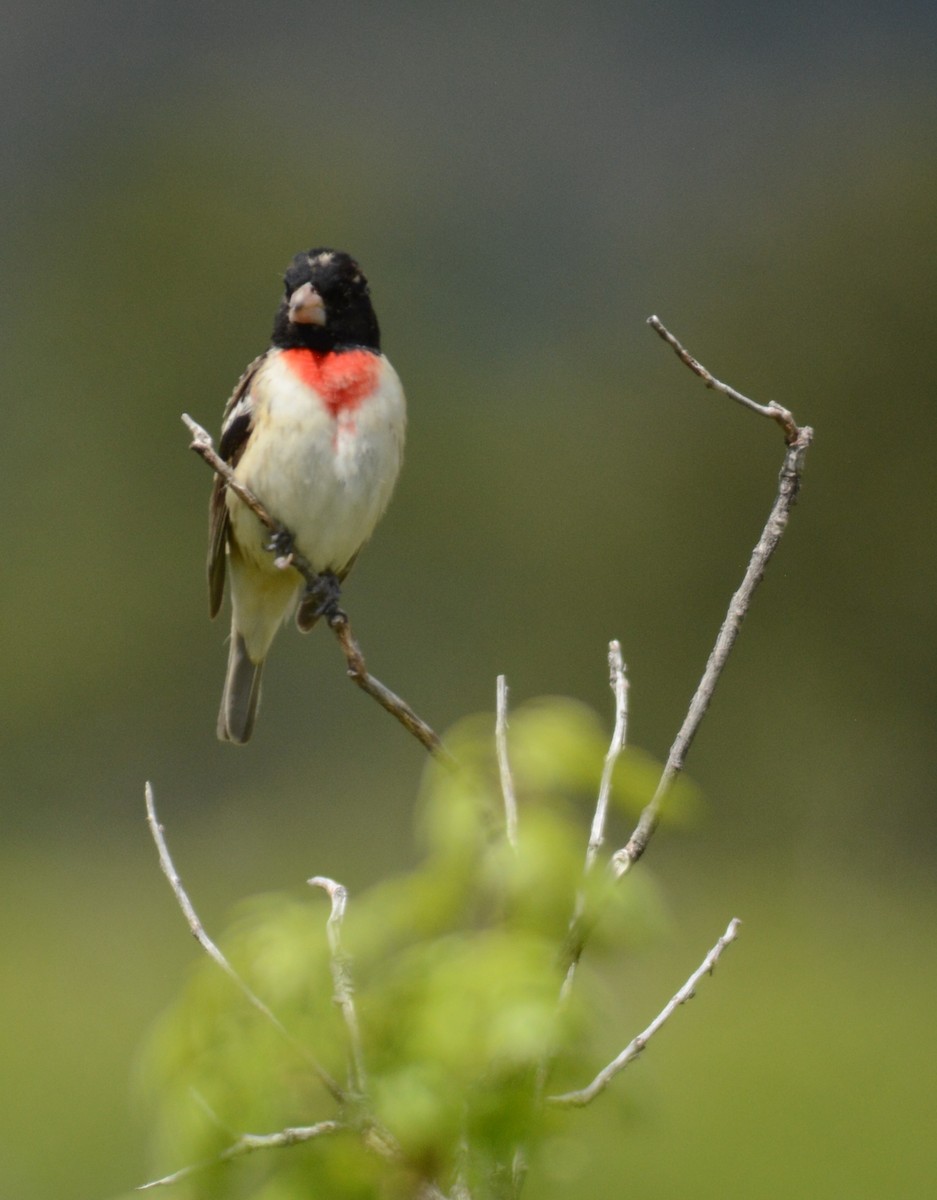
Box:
(271, 248, 381, 352)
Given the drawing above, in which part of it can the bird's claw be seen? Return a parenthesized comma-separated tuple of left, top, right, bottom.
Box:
(296, 571, 345, 630)
(267, 526, 295, 558)
(308, 571, 343, 616)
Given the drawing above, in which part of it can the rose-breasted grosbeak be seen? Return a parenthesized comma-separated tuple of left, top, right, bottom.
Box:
(207, 249, 406, 743)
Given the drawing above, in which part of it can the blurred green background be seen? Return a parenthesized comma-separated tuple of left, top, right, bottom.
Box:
(2, 1, 936, 1196)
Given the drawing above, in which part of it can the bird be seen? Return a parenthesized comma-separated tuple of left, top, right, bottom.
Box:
(207, 248, 406, 743)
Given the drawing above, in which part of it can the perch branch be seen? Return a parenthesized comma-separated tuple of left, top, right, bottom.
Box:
(612, 322, 814, 875)
(308, 876, 368, 1097)
(184, 414, 283, 538)
(183, 414, 450, 763)
(548, 918, 741, 1107)
(138, 1121, 344, 1190)
(327, 612, 453, 763)
(495, 675, 519, 849)
(144, 783, 344, 1102)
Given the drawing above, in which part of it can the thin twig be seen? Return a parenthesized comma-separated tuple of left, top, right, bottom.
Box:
(495, 675, 519, 849)
(586, 642, 629, 872)
(451, 1134, 472, 1200)
(557, 643, 630, 1001)
(308, 876, 368, 1097)
(416, 1185, 455, 1200)
(328, 612, 454, 764)
(184, 414, 449, 762)
(646, 316, 799, 443)
(137, 1120, 345, 1190)
(530, 645, 630, 1142)
(184, 414, 288, 547)
(548, 918, 741, 1107)
(144, 783, 344, 1102)
(511, 1148, 527, 1200)
(612, 322, 814, 875)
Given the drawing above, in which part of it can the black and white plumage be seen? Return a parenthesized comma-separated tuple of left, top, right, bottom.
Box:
(208, 249, 406, 743)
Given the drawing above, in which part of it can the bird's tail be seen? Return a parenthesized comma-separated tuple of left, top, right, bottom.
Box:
(217, 628, 264, 744)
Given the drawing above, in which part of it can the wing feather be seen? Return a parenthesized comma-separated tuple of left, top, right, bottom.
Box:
(207, 353, 266, 618)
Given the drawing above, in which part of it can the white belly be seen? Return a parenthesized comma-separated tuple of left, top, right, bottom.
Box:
(228, 353, 406, 575)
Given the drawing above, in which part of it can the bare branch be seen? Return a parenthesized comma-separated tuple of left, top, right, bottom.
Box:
(612, 323, 813, 875)
(308, 876, 367, 1097)
(417, 1184, 455, 1200)
(646, 317, 799, 442)
(452, 1134, 472, 1200)
(548, 918, 741, 1107)
(183, 414, 294, 552)
(144, 783, 344, 1103)
(586, 642, 629, 872)
(556, 643, 630, 1006)
(327, 611, 454, 764)
(138, 1120, 344, 1190)
(184, 414, 450, 763)
(495, 675, 519, 849)
(532, 645, 630, 1127)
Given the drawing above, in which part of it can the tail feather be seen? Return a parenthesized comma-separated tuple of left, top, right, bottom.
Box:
(218, 629, 264, 744)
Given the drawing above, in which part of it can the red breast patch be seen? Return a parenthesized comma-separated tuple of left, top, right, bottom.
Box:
(280, 348, 380, 417)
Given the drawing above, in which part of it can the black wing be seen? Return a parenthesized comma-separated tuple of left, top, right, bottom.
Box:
(207, 353, 266, 619)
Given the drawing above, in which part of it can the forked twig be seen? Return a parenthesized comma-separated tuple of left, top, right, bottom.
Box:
(647, 316, 800, 442)
(612, 322, 813, 875)
(183, 414, 449, 763)
(530, 645, 630, 1136)
(548, 918, 741, 1107)
(144, 783, 344, 1102)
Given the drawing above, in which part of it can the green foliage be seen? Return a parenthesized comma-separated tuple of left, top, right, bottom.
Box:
(141, 697, 671, 1198)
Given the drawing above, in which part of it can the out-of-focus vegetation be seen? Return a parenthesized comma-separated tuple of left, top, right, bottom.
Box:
(142, 700, 667, 1198)
(2, 3, 937, 1197)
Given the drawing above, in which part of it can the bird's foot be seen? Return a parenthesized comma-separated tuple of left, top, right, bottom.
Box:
(266, 525, 296, 566)
(296, 571, 345, 631)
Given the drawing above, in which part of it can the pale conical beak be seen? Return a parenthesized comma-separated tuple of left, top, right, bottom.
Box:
(288, 281, 326, 326)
